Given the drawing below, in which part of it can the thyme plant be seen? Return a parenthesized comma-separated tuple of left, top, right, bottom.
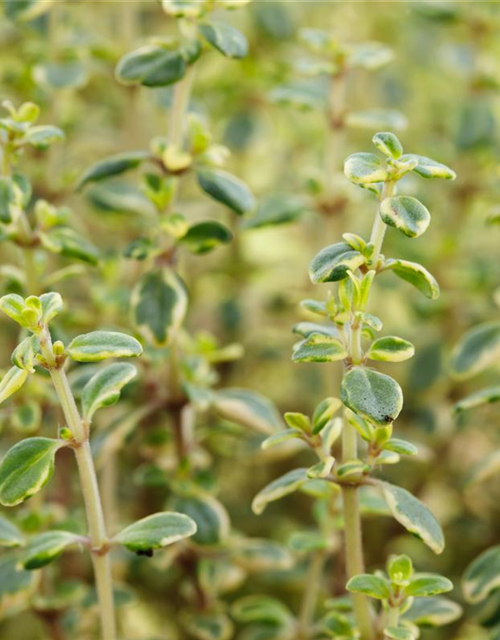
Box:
(248, 132, 461, 640)
(450, 283, 500, 636)
(0, 292, 197, 640)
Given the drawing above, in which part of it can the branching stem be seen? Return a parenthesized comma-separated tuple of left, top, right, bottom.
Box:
(40, 330, 116, 640)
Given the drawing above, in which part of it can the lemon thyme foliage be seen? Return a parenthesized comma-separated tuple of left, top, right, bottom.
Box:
(450, 267, 500, 635)
(72, 2, 300, 637)
(0, 100, 99, 296)
(270, 29, 405, 216)
(250, 132, 460, 640)
(0, 292, 197, 640)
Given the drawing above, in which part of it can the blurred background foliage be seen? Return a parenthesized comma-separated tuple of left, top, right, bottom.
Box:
(1, 1, 500, 639)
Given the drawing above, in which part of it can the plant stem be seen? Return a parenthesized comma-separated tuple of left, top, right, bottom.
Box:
(40, 331, 116, 640)
(298, 549, 326, 639)
(22, 248, 38, 295)
(341, 411, 374, 640)
(370, 181, 395, 266)
(168, 64, 196, 148)
(386, 605, 399, 629)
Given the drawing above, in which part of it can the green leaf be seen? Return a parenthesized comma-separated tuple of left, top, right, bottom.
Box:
(179, 220, 233, 254)
(309, 242, 366, 283)
(183, 612, 233, 640)
(404, 597, 462, 627)
(260, 429, 302, 451)
(114, 511, 196, 553)
(312, 397, 342, 434)
(344, 152, 387, 184)
(0, 514, 24, 547)
(307, 456, 334, 479)
(33, 60, 88, 90)
(288, 531, 328, 554)
(466, 450, 500, 487)
(170, 495, 229, 546)
(380, 196, 431, 239)
(77, 151, 150, 189)
(11, 336, 39, 373)
(252, 468, 308, 515)
(399, 154, 456, 180)
(383, 259, 440, 299)
(39, 292, 63, 324)
(0, 366, 29, 405)
(212, 388, 282, 435)
(455, 385, 500, 412)
(234, 539, 293, 572)
(67, 331, 143, 362)
(384, 628, 415, 640)
(0, 293, 27, 326)
(116, 45, 186, 87)
(0, 556, 36, 605)
(293, 322, 338, 338)
(0, 437, 63, 507)
(322, 611, 356, 637)
(20, 125, 64, 150)
(231, 596, 293, 626)
(197, 169, 255, 215)
(379, 481, 444, 554)
(346, 574, 391, 600)
(0, 177, 15, 223)
(81, 363, 137, 421)
(11, 401, 42, 434)
(384, 438, 418, 456)
(449, 322, 500, 380)
(367, 336, 415, 362)
(292, 333, 348, 363)
(341, 367, 403, 426)
(20, 530, 82, 570)
(372, 132, 403, 159)
(388, 554, 413, 585)
(405, 574, 453, 597)
(40, 227, 99, 265)
(284, 412, 310, 432)
(463, 545, 500, 604)
(199, 21, 248, 58)
(131, 267, 188, 347)
(244, 194, 305, 229)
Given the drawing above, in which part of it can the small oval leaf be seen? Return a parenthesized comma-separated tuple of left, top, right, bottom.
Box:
(341, 367, 403, 426)
(399, 154, 456, 180)
(197, 169, 255, 215)
(344, 152, 387, 184)
(114, 511, 197, 553)
(252, 468, 308, 515)
(463, 546, 500, 604)
(450, 322, 500, 380)
(0, 366, 29, 405)
(309, 242, 366, 284)
(199, 21, 248, 58)
(116, 45, 186, 87)
(380, 196, 431, 239)
(292, 333, 348, 363)
(21, 530, 82, 570)
(0, 437, 62, 507)
(367, 336, 415, 363)
(81, 362, 137, 421)
(346, 574, 391, 600)
(131, 267, 188, 347)
(383, 259, 440, 300)
(379, 481, 445, 554)
(67, 331, 143, 362)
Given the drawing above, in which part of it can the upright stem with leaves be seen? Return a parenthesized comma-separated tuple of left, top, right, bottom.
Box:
(250, 132, 460, 640)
